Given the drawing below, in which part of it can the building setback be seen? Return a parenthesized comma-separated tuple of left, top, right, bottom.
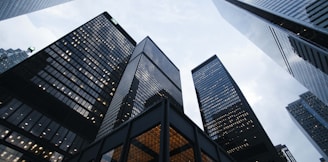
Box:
(96, 36, 183, 140)
(0, 0, 72, 21)
(69, 99, 234, 162)
(286, 91, 328, 160)
(212, 0, 328, 106)
(192, 55, 281, 162)
(0, 12, 136, 161)
(0, 48, 28, 74)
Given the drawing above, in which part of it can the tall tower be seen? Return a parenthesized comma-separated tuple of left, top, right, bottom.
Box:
(0, 12, 135, 161)
(286, 91, 328, 160)
(0, 0, 72, 21)
(0, 48, 29, 74)
(192, 55, 281, 162)
(212, 0, 328, 105)
(275, 144, 297, 162)
(96, 36, 183, 140)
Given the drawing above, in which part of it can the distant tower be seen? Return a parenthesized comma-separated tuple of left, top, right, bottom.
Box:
(192, 55, 281, 162)
(0, 48, 28, 74)
(212, 0, 328, 106)
(0, 0, 72, 21)
(286, 91, 328, 160)
(0, 12, 135, 161)
(96, 37, 183, 140)
(275, 144, 297, 162)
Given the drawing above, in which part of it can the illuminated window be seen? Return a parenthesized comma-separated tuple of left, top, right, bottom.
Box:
(169, 126, 194, 161)
(127, 125, 161, 161)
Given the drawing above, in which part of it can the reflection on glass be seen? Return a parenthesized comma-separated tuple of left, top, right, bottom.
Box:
(169, 127, 194, 162)
(101, 145, 123, 162)
(127, 125, 161, 161)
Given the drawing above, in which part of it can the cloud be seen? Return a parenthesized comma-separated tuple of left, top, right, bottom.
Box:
(0, 0, 322, 161)
(0, 15, 57, 51)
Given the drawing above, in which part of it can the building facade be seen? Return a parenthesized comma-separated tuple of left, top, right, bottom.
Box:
(275, 144, 297, 162)
(0, 0, 72, 21)
(0, 12, 136, 161)
(286, 91, 328, 160)
(0, 48, 28, 74)
(69, 99, 234, 162)
(192, 55, 281, 162)
(212, 0, 328, 105)
(96, 36, 183, 140)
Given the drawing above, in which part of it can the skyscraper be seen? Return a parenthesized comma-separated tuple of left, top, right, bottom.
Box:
(0, 0, 72, 21)
(0, 48, 28, 74)
(96, 36, 183, 140)
(212, 0, 328, 105)
(69, 99, 234, 162)
(192, 55, 281, 162)
(286, 91, 328, 160)
(275, 144, 297, 162)
(0, 12, 136, 161)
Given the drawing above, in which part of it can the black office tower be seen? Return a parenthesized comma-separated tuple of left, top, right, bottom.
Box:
(0, 12, 136, 161)
(0, 0, 72, 21)
(192, 55, 281, 162)
(96, 36, 183, 140)
(212, 0, 328, 106)
(286, 91, 328, 160)
(69, 99, 234, 162)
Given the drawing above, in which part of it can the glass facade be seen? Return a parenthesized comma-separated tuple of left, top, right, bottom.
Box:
(0, 48, 28, 74)
(0, 12, 136, 161)
(192, 55, 281, 162)
(97, 37, 183, 140)
(0, 0, 72, 21)
(212, 0, 328, 105)
(286, 91, 328, 160)
(275, 144, 297, 162)
(69, 100, 234, 162)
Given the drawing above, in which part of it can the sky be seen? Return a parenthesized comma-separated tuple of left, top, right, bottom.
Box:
(0, 0, 322, 161)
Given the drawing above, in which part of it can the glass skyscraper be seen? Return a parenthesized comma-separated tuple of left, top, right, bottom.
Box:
(192, 55, 281, 162)
(212, 0, 328, 105)
(0, 12, 136, 161)
(0, 0, 72, 21)
(96, 36, 183, 140)
(286, 91, 328, 160)
(69, 99, 233, 162)
(0, 48, 28, 74)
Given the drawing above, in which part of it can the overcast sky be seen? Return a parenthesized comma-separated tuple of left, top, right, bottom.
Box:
(0, 0, 322, 161)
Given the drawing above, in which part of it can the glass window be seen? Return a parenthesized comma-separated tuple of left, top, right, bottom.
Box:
(127, 125, 161, 161)
(101, 145, 123, 162)
(169, 126, 195, 162)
